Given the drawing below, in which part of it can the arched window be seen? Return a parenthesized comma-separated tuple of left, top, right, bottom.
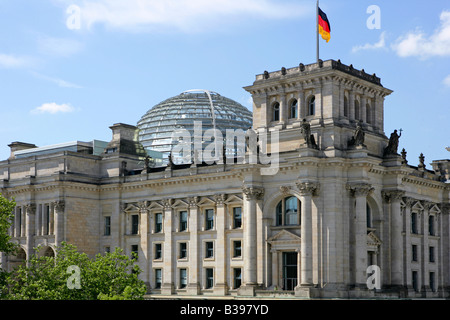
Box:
(276, 196, 301, 226)
(366, 103, 371, 124)
(289, 99, 298, 119)
(308, 96, 315, 116)
(344, 96, 349, 117)
(355, 100, 360, 121)
(272, 102, 280, 122)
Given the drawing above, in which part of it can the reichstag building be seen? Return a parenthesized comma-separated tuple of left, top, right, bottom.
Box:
(1, 59, 449, 298)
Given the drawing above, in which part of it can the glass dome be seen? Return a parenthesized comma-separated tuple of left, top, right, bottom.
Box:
(137, 90, 253, 161)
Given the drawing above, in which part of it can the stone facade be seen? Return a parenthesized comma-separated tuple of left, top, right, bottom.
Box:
(0, 60, 449, 299)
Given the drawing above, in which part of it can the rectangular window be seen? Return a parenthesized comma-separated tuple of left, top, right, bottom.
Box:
(233, 268, 242, 289)
(429, 246, 435, 263)
(131, 214, 139, 235)
(430, 272, 435, 292)
(205, 268, 214, 289)
(155, 213, 163, 233)
(205, 209, 214, 230)
(131, 244, 138, 260)
(155, 269, 162, 289)
(105, 246, 110, 254)
(45, 205, 50, 235)
(179, 242, 187, 259)
(233, 207, 242, 229)
(412, 271, 418, 292)
(180, 269, 187, 289)
(411, 212, 418, 234)
(205, 241, 214, 258)
(104, 216, 111, 236)
(155, 243, 162, 260)
(412, 245, 418, 262)
(233, 240, 242, 258)
(179, 211, 188, 232)
(429, 215, 435, 236)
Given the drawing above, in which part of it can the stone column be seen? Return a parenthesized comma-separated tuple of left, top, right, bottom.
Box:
(21, 206, 26, 237)
(403, 197, 414, 292)
(296, 181, 320, 287)
(53, 201, 65, 246)
(280, 91, 287, 126)
(119, 203, 126, 249)
(349, 90, 355, 122)
(35, 204, 41, 236)
(297, 90, 304, 120)
(138, 201, 150, 288)
(25, 204, 35, 267)
(270, 249, 278, 288)
(14, 206, 20, 237)
(422, 201, 432, 295)
(49, 203, 55, 235)
(240, 186, 264, 295)
(187, 197, 200, 295)
(214, 194, 228, 295)
(296, 248, 302, 288)
(161, 199, 174, 295)
(348, 183, 374, 286)
(361, 94, 367, 123)
(383, 190, 405, 287)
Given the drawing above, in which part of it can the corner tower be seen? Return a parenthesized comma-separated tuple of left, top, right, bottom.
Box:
(244, 59, 393, 158)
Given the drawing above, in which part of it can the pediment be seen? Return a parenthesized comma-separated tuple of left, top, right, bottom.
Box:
(367, 231, 382, 247)
(148, 201, 164, 210)
(197, 197, 216, 206)
(224, 194, 243, 204)
(429, 204, 441, 214)
(172, 199, 189, 208)
(268, 229, 301, 244)
(123, 203, 139, 212)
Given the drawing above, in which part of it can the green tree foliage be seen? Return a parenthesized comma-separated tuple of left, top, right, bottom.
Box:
(1, 242, 146, 300)
(0, 194, 17, 255)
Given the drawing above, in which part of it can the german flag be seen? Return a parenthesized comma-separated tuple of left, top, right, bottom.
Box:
(318, 7, 331, 43)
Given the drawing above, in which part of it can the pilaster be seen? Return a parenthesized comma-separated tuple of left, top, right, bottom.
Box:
(382, 190, 405, 287)
(187, 197, 200, 295)
(239, 186, 264, 296)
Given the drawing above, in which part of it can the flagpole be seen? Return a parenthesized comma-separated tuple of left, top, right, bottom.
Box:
(316, 0, 319, 63)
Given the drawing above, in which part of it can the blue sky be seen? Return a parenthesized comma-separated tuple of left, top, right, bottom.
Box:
(0, 0, 449, 166)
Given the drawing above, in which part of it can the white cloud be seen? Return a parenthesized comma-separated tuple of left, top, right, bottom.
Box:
(352, 31, 387, 53)
(31, 103, 76, 114)
(75, 0, 310, 32)
(31, 72, 83, 89)
(37, 36, 84, 57)
(0, 53, 34, 69)
(392, 11, 450, 59)
(444, 75, 450, 87)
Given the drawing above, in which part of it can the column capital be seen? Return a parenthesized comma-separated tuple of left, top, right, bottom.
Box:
(242, 186, 264, 201)
(24, 203, 36, 214)
(161, 199, 173, 210)
(347, 183, 374, 197)
(137, 201, 150, 213)
(296, 181, 320, 196)
(187, 196, 199, 208)
(422, 200, 434, 211)
(381, 190, 405, 203)
(52, 200, 65, 213)
(402, 196, 415, 208)
(213, 194, 227, 206)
